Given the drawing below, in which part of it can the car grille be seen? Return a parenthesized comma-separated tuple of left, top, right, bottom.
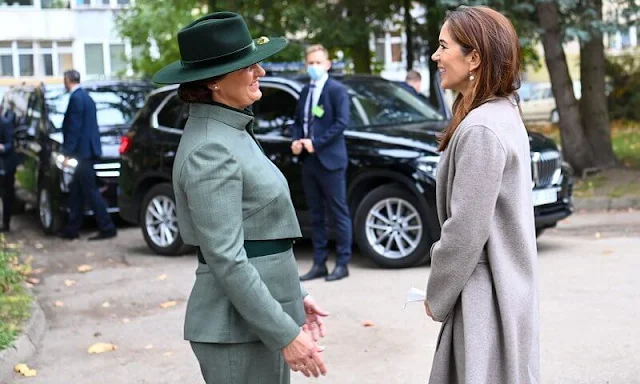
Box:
(531, 151, 561, 188)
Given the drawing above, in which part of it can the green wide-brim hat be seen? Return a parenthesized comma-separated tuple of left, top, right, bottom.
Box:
(152, 12, 287, 85)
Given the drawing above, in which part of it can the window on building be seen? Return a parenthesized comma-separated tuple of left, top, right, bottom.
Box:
(40, 54, 54, 76)
(109, 44, 126, 75)
(19, 55, 34, 76)
(85, 43, 105, 75)
(58, 53, 73, 74)
(117, 0, 130, 4)
(41, 0, 70, 8)
(391, 43, 402, 63)
(0, 56, 13, 76)
(76, 0, 90, 5)
(375, 40, 385, 64)
(101, 0, 110, 4)
(3, 0, 35, 6)
(621, 27, 632, 49)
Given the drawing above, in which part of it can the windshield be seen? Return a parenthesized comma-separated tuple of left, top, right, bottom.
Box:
(45, 85, 150, 131)
(342, 79, 445, 127)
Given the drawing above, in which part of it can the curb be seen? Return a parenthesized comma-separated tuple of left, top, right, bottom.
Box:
(0, 298, 47, 384)
(573, 196, 640, 212)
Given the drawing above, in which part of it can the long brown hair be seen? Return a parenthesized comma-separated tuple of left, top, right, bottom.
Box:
(438, 6, 521, 151)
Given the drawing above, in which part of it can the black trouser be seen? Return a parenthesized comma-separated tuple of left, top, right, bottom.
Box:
(63, 159, 115, 235)
(1, 170, 15, 228)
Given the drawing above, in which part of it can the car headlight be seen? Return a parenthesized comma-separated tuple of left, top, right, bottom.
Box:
(53, 152, 78, 174)
(415, 155, 440, 180)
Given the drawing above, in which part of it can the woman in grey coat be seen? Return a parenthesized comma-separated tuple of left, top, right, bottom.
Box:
(425, 6, 539, 384)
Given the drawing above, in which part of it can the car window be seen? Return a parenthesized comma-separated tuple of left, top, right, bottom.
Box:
(253, 86, 297, 137)
(45, 86, 149, 132)
(26, 92, 44, 135)
(342, 79, 445, 127)
(157, 93, 186, 130)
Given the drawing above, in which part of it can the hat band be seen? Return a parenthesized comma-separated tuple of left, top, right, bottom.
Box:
(181, 42, 257, 70)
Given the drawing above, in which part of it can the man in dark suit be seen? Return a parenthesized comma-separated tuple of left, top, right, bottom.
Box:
(292, 44, 351, 282)
(58, 70, 116, 241)
(399, 70, 422, 97)
(0, 103, 18, 232)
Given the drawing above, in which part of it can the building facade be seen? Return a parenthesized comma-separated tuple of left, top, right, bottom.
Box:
(0, 0, 133, 87)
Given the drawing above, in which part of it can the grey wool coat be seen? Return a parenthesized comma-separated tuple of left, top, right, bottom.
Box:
(426, 97, 540, 384)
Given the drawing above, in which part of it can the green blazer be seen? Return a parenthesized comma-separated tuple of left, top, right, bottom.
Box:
(173, 103, 306, 351)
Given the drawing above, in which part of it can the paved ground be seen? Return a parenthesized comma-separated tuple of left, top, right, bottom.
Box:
(3, 209, 640, 384)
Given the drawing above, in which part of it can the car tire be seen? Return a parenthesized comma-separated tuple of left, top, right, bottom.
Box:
(38, 184, 62, 235)
(354, 184, 432, 268)
(140, 183, 190, 256)
(536, 228, 545, 238)
(550, 109, 559, 124)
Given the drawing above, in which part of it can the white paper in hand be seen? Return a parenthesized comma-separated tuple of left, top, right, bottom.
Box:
(403, 287, 426, 309)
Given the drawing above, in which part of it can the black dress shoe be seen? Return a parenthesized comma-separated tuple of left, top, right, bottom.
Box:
(299, 264, 328, 281)
(57, 231, 79, 240)
(88, 229, 117, 241)
(325, 265, 349, 282)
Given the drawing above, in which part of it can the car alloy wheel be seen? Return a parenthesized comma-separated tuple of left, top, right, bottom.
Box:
(354, 184, 432, 268)
(145, 195, 179, 248)
(365, 197, 423, 259)
(39, 188, 52, 230)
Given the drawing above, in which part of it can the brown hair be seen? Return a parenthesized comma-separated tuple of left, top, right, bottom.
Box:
(177, 74, 226, 103)
(438, 6, 521, 151)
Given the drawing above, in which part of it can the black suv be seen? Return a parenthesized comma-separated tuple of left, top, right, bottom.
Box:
(118, 75, 573, 268)
(1, 80, 154, 234)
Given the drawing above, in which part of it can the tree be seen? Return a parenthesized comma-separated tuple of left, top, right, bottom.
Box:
(536, 0, 594, 171)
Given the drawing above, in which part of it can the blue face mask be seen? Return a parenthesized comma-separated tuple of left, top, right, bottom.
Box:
(307, 65, 327, 81)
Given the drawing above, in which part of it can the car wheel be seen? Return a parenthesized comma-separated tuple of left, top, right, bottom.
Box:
(354, 185, 432, 268)
(536, 228, 545, 238)
(140, 183, 190, 256)
(550, 109, 559, 124)
(38, 185, 61, 235)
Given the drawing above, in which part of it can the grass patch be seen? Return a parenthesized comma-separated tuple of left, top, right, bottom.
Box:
(573, 174, 607, 198)
(527, 120, 640, 170)
(0, 236, 32, 351)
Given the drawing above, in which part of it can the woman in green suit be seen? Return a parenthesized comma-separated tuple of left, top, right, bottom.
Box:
(153, 12, 328, 383)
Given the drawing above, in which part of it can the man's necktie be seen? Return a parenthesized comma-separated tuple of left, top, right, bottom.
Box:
(305, 83, 315, 138)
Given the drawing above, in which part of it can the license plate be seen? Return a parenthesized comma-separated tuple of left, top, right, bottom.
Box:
(533, 188, 557, 206)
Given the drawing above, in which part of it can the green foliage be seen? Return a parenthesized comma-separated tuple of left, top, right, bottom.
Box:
(0, 238, 32, 350)
(606, 53, 640, 122)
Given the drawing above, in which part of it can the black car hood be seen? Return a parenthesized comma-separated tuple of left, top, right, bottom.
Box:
(527, 131, 558, 152)
(345, 120, 445, 154)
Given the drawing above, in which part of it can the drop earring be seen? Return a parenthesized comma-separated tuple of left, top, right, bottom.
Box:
(469, 72, 475, 81)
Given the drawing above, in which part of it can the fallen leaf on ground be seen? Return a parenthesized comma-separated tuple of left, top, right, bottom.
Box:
(602, 250, 613, 255)
(34, 243, 44, 249)
(144, 344, 154, 349)
(26, 277, 40, 285)
(122, 318, 130, 324)
(86, 252, 95, 257)
(54, 301, 65, 307)
(88, 342, 117, 354)
(595, 232, 602, 239)
(77, 264, 93, 273)
(101, 302, 110, 308)
(25, 282, 34, 288)
(94, 332, 102, 337)
(157, 274, 167, 281)
(362, 320, 375, 327)
(30, 268, 46, 275)
(163, 351, 174, 357)
(160, 300, 177, 309)
(64, 279, 77, 287)
(14, 363, 37, 377)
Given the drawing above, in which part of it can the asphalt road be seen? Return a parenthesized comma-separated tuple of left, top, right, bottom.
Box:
(4, 209, 640, 384)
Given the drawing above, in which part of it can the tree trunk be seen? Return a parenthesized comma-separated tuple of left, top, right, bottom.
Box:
(425, 0, 442, 109)
(579, 0, 617, 168)
(351, 38, 372, 74)
(404, 0, 414, 70)
(536, 0, 593, 174)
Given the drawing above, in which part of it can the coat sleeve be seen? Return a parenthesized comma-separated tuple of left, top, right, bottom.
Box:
(62, 94, 84, 156)
(426, 125, 507, 322)
(1, 113, 14, 152)
(291, 87, 306, 141)
(312, 83, 350, 150)
(180, 141, 300, 351)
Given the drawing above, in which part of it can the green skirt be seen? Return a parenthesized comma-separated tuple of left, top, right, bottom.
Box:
(191, 341, 289, 384)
